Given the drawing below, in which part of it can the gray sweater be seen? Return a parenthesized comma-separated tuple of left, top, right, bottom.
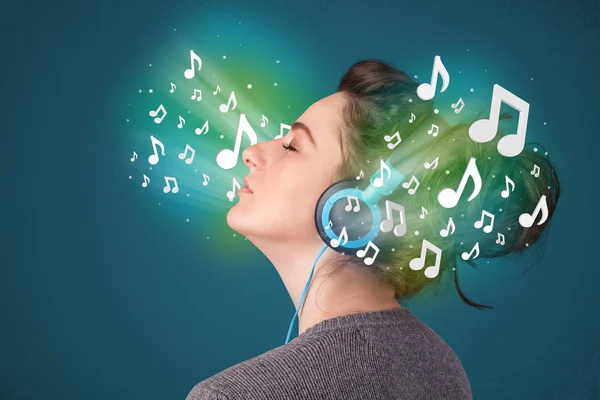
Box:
(185, 307, 472, 399)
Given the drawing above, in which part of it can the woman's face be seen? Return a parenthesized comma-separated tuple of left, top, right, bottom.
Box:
(227, 92, 347, 243)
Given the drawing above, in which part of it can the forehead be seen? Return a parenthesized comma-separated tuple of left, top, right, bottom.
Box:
(298, 92, 347, 149)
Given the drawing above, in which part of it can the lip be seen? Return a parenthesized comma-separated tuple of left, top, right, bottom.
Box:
(242, 178, 253, 194)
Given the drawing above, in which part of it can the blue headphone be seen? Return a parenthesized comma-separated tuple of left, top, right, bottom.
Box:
(284, 157, 406, 344)
(284, 111, 448, 344)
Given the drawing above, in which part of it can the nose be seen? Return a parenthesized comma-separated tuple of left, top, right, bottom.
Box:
(242, 142, 260, 170)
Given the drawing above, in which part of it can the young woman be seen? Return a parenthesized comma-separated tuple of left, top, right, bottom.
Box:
(186, 59, 561, 400)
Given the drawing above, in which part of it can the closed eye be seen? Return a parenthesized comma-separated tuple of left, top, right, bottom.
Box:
(282, 141, 297, 152)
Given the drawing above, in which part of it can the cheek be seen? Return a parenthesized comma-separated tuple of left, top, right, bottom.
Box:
(259, 172, 325, 217)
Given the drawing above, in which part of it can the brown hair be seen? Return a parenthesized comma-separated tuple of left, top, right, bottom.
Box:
(321, 59, 561, 309)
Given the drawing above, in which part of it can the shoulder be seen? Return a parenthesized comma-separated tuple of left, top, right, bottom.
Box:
(185, 329, 370, 400)
(360, 317, 472, 398)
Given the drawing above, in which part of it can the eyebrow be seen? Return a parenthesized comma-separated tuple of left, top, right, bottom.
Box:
(291, 121, 317, 149)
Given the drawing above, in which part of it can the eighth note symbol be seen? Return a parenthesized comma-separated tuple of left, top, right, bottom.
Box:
(191, 89, 202, 101)
(440, 217, 456, 237)
(260, 114, 269, 128)
(330, 226, 349, 248)
(380, 200, 407, 237)
(461, 242, 480, 260)
(226, 177, 241, 201)
(202, 173, 210, 186)
(519, 195, 549, 228)
(216, 113, 258, 170)
(345, 196, 360, 212)
(451, 98, 465, 114)
(474, 210, 495, 233)
(401, 175, 420, 195)
(169, 82, 176, 93)
(409, 113, 416, 123)
(195, 120, 209, 135)
(149, 104, 167, 124)
(163, 176, 179, 194)
(424, 157, 439, 169)
(496, 232, 505, 246)
(427, 124, 439, 137)
(184, 49, 202, 79)
(373, 159, 391, 188)
(356, 241, 380, 266)
(130, 151, 138, 162)
(384, 131, 402, 149)
(356, 170, 364, 180)
(177, 144, 196, 165)
(501, 175, 515, 198)
(417, 55, 450, 101)
(219, 91, 237, 113)
(438, 157, 482, 208)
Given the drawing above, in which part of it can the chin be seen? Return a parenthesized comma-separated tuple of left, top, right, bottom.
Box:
(226, 204, 252, 236)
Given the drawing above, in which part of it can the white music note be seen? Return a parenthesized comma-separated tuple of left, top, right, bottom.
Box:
(202, 173, 210, 186)
(177, 115, 186, 129)
(469, 84, 529, 157)
(356, 170, 364, 180)
(219, 91, 237, 113)
(142, 174, 150, 188)
(276, 123, 291, 139)
(531, 164, 540, 178)
(519, 195, 549, 228)
(149, 104, 167, 124)
(345, 196, 360, 212)
(427, 124, 439, 137)
(420, 206, 428, 220)
(461, 242, 480, 260)
(217, 113, 258, 170)
(148, 135, 165, 165)
(424, 157, 439, 169)
(496, 232, 505, 246)
(440, 217, 456, 237)
(130, 151, 138, 162)
(260, 114, 269, 128)
(163, 176, 179, 194)
(438, 157, 482, 208)
(384, 131, 402, 149)
(325, 219, 333, 230)
(451, 98, 465, 114)
(195, 120, 209, 135)
(330, 226, 349, 248)
(226, 177, 241, 201)
(501, 175, 515, 198)
(409, 239, 442, 279)
(178, 144, 196, 165)
(417, 55, 450, 101)
(409, 113, 416, 123)
(184, 49, 202, 79)
(401, 175, 420, 195)
(380, 200, 407, 237)
(357, 241, 380, 266)
(191, 89, 202, 101)
(169, 82, 176, 93)
(373, 159, 391, 188)
(213, 85, 221, 95)
(474, 210, 495, 233)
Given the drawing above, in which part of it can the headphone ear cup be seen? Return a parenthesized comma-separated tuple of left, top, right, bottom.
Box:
(315, 178, 371, 255)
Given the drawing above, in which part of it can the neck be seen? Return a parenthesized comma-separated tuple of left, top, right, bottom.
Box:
(250, 235, 401, 336)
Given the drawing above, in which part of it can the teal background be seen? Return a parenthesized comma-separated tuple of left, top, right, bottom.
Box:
(1, 0, 598, 399)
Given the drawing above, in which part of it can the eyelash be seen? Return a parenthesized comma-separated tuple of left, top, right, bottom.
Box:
(282, 141, 297, 152)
